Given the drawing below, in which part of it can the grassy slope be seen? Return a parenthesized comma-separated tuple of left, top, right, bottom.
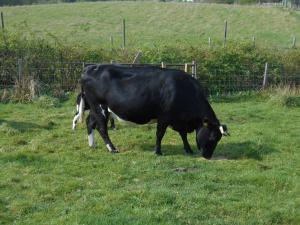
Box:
(0, 94, 299, 224)
(1, 2, 300, 48)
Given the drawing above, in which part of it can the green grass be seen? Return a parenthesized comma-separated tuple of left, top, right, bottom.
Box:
(0, 93, 299, 224)
(1, 2, 300, 48)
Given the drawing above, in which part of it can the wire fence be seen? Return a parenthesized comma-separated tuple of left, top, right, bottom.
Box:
(1, 60, 300, 96)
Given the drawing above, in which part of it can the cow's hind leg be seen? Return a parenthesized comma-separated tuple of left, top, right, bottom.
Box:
(109, 115, 116, 130)
(91, 105, 118, 153)
(179, 131, 193, 154)
(86, 114, 97, 148)
(155, 121, 168, 155)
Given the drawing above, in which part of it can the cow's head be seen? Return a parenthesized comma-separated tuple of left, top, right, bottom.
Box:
(196, 119, 229, 159)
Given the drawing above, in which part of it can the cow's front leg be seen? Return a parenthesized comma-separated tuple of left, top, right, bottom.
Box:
(179, 131, 193, 154)
(155, 121, 168, 155)
(86, 114, 97, 148)
(91, 106, 118, 153)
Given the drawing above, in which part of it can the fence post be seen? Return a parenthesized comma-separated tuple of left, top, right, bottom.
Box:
(161, 62, 166, 68)
(132, 51, 142, 64)
(262, 62, 268, 89)
(18, 59, 23, 81)
(110, 36, 114, 48)
(224, 20, 227, 47)
(184, 63, 188, 73)
(292, 36, 296, 48)
(122, 19, 126, 49)
(252, 36, 256, 47)
(208, 37, 211, 48)
(1, 12, 4, 30)
(192, 60, 197, 79)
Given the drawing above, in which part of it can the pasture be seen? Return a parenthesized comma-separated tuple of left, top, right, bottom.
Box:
(0, 92, 299, 224)
(1, 2, 300, 48)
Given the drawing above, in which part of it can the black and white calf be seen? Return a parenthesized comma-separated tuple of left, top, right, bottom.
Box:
(72, 92, 115, 147)
(81, 64, 229, 159)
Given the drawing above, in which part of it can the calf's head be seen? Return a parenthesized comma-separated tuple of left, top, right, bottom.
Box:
(196, 120, 229, 159)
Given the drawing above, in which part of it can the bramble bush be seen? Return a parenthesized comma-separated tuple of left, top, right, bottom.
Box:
(0, 31, 299, 101)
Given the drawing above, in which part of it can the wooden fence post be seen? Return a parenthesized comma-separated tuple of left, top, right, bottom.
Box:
(192, 60, 197, 79)
(184, 63, 188, 73)
(122, 19, 126, 49)
(252, 36, 256, 47)
(224, 20, 227, 47)
(110, 36, 114, 48)
(262, 62, 268, 89)
(132, 51, 142, 64)
(208, 37, 211, 48)
(1, 12, 4, 30)
(18, 59, 23, 81)
(161, 62, 166, 68)
(292, 36, 296, 48)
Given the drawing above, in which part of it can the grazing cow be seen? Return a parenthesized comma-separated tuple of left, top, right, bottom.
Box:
(72, 92, 115, 147)
(80, 64, 229, 159)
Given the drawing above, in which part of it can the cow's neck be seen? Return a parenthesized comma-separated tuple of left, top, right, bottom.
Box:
(202, 99, 220, 125)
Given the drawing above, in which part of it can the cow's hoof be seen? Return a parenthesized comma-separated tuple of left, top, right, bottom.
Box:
(155, 151, 163, 156)
(184, 149, 194, 155)
(111, 149, 119, 154)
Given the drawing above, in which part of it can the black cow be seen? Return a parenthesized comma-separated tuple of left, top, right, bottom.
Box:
(80, 64, 229, 159)
(72, 92, 115, 147)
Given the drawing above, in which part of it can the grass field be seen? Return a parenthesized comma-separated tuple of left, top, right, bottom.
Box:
(1, 2, 300, 48)
(0, 93, 299, 224)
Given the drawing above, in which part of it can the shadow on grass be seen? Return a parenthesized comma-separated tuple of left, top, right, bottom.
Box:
(0, 119, 55, 132)
(141, 141, 276, 160)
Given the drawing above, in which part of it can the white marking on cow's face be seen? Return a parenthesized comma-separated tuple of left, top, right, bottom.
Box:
(88, 130, 95, 147)
(219, 126, 225, 135)
(99, 105, 106, 118)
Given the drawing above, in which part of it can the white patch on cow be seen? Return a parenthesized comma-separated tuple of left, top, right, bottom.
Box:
(219, 126, 225, 135)
(88, 130, 95, 147)
(108, 107, 130, 123)
(106, 144, 113, 152)
(108, 107, 157, 125)
(72, 113, 80, 130)
(78, 97, 85, 123)
(99, 105, 106, 118)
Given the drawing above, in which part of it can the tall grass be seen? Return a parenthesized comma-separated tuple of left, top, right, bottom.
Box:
(264, 85, 300, 107)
